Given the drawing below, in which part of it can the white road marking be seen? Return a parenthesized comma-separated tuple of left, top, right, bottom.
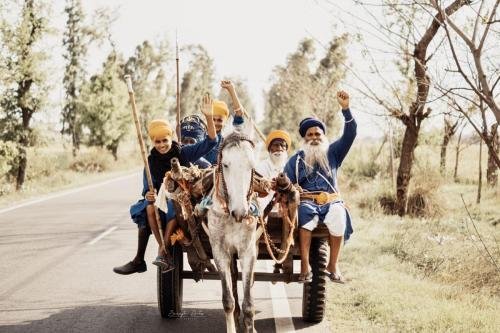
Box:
(0, 172, 137, 215)
(267, 261, 295, 332)
(88, 226, 118, 245)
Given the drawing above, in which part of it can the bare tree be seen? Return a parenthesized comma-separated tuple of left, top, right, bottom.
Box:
(440, 114, 463, 175)
(331, 0, 469, 215)
(453, 121, 467, 181)
(430, 0, 500, 123)
(430, 0, 499, 181)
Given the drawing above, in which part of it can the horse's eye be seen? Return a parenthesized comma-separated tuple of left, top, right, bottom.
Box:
(222, 163, 229, 168)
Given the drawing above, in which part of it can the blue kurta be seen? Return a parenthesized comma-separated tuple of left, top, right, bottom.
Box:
(284, 109, 357, 240)
(203, 115, 245, 165)
(130, 135, 218, 228)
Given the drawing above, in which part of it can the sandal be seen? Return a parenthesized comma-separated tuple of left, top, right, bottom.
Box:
(298, 271, 313, 284)
(152, 255, 175, 273)
(326, 271, 345, 284)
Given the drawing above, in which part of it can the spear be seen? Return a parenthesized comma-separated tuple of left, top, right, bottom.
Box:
(175, 31, 181, 141)
(124, 74, 168, 254)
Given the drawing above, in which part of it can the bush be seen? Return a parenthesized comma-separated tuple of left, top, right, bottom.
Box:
(69, 148, 113, 173)
(0, 141, 19, 179)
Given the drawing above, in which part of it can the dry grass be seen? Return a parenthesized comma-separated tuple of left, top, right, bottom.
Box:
(0, 143, 142, 208)
(327, 140, 500, 331)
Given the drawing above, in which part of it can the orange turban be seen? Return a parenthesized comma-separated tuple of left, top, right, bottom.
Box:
(148, 119, 173, 140)
(265, 130, 291, 151)
(212, 100, 229, 119)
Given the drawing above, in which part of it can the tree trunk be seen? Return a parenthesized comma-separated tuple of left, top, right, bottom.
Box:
(15, 146, 27, 191)
(395, 121, 420, 216)
(440, 134, 451, 175)
(486, 124, 498, 187)
(477, 138, 482, 204)
(454, 126, 464, 181)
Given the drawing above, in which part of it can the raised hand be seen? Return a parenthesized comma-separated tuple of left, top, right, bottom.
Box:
(199, 93, 213, 117)
(337, 90, 350, 110)
(221, 80, 235, 93)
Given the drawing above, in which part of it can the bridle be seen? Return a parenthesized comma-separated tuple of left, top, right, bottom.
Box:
(214, 133, 255, 217)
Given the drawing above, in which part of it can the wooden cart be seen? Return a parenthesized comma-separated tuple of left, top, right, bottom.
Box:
(157, 211, 331, 323)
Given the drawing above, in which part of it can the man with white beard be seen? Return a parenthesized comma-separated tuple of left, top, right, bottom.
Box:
(256, 130, 292, 211)
(284, 90, 356, 283)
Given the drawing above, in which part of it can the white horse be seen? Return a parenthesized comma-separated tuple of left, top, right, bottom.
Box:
(207, 132, 258, 333)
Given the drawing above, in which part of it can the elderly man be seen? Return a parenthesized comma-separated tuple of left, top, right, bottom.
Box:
(256, 129, 292, 210)
(284, 91, 356, 283)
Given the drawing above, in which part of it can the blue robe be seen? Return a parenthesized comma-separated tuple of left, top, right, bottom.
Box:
(130, 135, 218, 228)
(284, 109, 357, 240)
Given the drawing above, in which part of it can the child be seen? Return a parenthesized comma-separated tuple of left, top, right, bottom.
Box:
(113, 94, 217, 274)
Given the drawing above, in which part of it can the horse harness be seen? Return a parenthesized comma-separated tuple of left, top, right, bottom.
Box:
(214, 133, 256, 217)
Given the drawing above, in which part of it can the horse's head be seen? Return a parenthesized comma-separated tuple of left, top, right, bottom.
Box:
(217, 132, 256, 222)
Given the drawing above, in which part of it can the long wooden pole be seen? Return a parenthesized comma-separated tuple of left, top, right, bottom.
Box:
(124, 75, 167, 252)
(175, 32, 181, 141)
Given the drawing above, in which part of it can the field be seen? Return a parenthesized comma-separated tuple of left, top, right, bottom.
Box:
(326, 138, 500, 332)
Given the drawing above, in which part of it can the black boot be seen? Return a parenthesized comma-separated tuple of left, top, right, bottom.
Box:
(113, 227, 150, 275)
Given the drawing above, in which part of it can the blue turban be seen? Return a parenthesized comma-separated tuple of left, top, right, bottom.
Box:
(299, 117, 326, 137)
(181, 116, 206, 142)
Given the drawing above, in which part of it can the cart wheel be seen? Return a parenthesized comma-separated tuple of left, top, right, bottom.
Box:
(302, 238, 328, 322)
(157, 244, 184, 318)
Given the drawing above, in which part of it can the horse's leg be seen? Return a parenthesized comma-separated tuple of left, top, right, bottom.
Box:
(240, 244, 257, 333)
(213, 247, 237, 333)
(231, 255, 241, 326)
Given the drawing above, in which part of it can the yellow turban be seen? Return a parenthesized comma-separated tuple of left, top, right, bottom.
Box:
(148, 119, 173, 140)
(212, 100, 229, 119)
(265, 130, 291, 151)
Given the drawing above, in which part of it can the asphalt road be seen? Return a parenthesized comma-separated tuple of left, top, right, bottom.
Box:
(0, 173, 332, 333)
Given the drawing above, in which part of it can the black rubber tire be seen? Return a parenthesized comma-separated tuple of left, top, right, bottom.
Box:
(157, 244, 184, 318)
(302, 238, 328, 323)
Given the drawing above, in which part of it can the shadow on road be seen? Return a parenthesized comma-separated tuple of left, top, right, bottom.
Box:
(0, 304, 226, 333)
(0, 304, 312, 333)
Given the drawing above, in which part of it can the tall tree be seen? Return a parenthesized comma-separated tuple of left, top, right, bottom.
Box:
(0, 0, 50, 190)
(264, 36, 348, 145)
(80, 51, 130, 160)
(125, 40, 170, 144)
(62, 0, 108, 156)
(336, 0, 469, 215)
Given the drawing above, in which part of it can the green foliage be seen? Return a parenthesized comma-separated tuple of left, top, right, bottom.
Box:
(62, 0, 110, 154)
(125, 40, 171, 142)
(0, 0, 51, 189)
(80, 51, 130, 160)
(264, 35, 348, 146)
(0, 141, 19, 178)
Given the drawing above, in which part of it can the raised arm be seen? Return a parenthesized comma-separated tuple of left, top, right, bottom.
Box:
(221, 80, 244, 118)
(328, 91, 357, 167)
(221, 80, 247, 132)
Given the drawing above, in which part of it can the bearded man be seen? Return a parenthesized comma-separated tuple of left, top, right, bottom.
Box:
(284, 91, 356, 283)
(256, 129, 292, 210)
